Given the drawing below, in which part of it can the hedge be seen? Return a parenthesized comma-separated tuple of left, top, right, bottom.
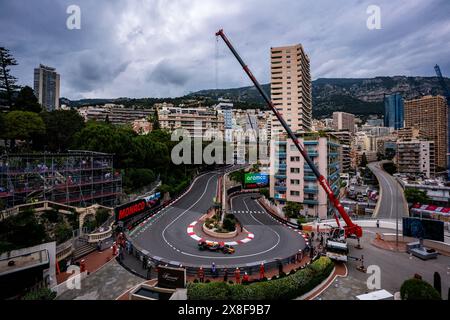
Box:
(400, 278, 441, 300)
(187, 256, 334, 300)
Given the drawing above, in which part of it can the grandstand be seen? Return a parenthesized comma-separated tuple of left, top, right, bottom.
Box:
(0, 151, 122, 209)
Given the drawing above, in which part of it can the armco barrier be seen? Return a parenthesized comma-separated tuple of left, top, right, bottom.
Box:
(119, 236, 308, 279)
(120, 174, 309, 279)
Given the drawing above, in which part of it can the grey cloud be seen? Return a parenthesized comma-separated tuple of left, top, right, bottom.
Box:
(147, 60, 190, 86)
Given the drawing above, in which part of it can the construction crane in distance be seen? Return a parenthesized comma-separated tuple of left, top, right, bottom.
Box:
(434, 64, 450, 181)
(215, 29, 363, 242)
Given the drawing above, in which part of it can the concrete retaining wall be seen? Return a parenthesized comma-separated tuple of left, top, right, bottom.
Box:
(202, 223, 238, 239)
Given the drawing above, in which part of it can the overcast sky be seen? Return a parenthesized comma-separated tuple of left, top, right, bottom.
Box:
(1, 0, 449, 99)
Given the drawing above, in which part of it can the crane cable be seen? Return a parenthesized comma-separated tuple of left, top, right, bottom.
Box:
(215, 35, 219, 91)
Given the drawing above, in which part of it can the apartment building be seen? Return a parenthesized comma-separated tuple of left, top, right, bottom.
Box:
(158, 105, 224, 138)
(33, 64, 60, 111)
(397, 139, 435, 178)
(333, 112, 355, 133)
(397, 126, 428, 140)
(330, 131, 352, 173)
(270, 44, 312, 136)
(270, 133, 340, 219)
(404, 95, 448, 169)
(77, 104, 154, 125)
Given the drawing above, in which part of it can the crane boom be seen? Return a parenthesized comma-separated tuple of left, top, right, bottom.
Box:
(216, 29, 362, 238)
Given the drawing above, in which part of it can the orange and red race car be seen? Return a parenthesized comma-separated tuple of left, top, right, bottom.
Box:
(198, 241, 235, 254)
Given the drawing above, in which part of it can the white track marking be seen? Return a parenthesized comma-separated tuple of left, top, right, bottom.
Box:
(162, 174, 217, 249)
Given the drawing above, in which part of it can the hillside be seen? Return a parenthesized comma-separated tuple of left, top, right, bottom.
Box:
(191, 76, 450, 119)
(61, 76, 450, 120)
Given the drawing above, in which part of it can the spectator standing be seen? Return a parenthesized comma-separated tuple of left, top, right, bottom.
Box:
(235, 268, 241, 284)
(198, 267, 205, 283)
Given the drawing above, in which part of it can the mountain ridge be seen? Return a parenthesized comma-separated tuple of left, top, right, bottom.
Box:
(62, 76, 450, 119)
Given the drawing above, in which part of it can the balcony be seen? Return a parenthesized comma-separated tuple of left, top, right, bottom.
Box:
(303, 187, 318, 194)
(274, 184, 287, 191)
(329, 162, 340, 170)
(274, 193, 286, 201)
(275, 169, 287, 178)
(304, 141, 318, 145)
(329, 171, 340, 180)
(303, 199, 318, 205)
(304, 175, 316, 181)
(278, 162, 287, 169)
(276, 152, 287, 158)
(328, 152, 339, 157)
(307, 151, 318, 157)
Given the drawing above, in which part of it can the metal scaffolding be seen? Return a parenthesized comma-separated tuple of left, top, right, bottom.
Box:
(0, 151, 122, 209)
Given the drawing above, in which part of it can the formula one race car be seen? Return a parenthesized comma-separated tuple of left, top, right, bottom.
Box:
(198, 241, 235, 254)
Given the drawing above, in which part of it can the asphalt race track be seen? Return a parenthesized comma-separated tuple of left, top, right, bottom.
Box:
(129, 171, 306, 268)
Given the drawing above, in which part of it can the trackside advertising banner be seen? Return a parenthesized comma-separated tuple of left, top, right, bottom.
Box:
(244, 173, 269, 189)
(115, 192, 161, 221)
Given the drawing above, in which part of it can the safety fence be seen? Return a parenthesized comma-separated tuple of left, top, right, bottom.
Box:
(119, 166, 312, 279)
(119, 235, 310, 279)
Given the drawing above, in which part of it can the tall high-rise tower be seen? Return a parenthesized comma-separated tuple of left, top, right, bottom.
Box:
(270, 44, 312, 136)
(404, 95, 448, 169)
(33, 64, 60, 111)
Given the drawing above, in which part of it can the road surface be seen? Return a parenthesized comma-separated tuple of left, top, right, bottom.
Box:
(368, 162, 409, 219)
(129, 171, 305, 268)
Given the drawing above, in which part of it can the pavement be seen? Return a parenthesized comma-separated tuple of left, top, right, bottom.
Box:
(316, 226, 450, 300)
(56, 257, 144, 300)
(368, 161, 409, 219)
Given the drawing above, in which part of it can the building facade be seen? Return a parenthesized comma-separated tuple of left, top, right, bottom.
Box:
(270, 133, 340, 219)
(330, 131, 352, 173)
(384, 93, 404, 130)
(270, 44, 312, 135)
(33, 64, 60, 111)
(77, 104, 154, 125)
(397, 140, 435, 178)
(333, 112, 355, 133)
(158, 105, 224, 138)
(404, 95, 448, 169)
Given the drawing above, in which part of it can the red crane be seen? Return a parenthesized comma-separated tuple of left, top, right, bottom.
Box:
(216, 29, 362, 239)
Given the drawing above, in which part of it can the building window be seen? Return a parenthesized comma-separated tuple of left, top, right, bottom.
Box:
(290, 168, 300, 174)
(290, 179, 300, 185)
(290, 191, 300, 196)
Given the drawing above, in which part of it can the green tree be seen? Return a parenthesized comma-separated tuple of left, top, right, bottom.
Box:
(400, 278, 441, 300)
(36, 110, 85, 151)
(404, 188, 431, 204)
(229, 170, 245, 184)
(54, 223, 73, 244)
(22, 288, 56, 300)
(283, 201, 303, 219)
(95, 208, 111, 227)
(0, 47, 19, 107)
(259, 188, 270, 199)
(72, 121, 136, 167)
(152, 109, 160, 130)
(1, 111, 45, 148)
(13, 86, 42, 113)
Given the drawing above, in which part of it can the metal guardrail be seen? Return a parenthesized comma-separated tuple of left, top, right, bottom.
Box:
(121, 236, 308, 278)
(121, 166, 310, 278)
